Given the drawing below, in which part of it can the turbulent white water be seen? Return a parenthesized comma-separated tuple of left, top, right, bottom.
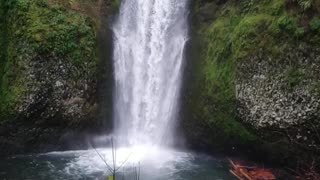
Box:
(112, 0, 189, 146)
(1, 150, 235, 180)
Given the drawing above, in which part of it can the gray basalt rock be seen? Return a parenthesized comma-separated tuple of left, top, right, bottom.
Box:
(236, 46, 320, 152)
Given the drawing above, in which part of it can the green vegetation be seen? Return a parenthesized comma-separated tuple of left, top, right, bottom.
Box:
(188, 2, 258, 148)
(187, 0, 320, 149)
(0, 0, 97, 121)
(285, 67, 305, 89)
(293, 0, 313, 10)
(26, 0, 96, 64)
(310, 17, 320, 32)
(111, 0, 120, 9)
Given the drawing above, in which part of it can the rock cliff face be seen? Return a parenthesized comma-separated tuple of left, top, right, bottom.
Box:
(0, 0, 117, 155)
(237, 46, 320, 136)
(184, 0, 320, 167)
(236, 46, 320, 165)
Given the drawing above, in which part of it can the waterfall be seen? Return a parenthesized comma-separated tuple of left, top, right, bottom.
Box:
(112, 0, 189, 147)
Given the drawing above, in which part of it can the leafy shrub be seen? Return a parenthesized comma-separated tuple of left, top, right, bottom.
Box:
(277, 15, 297, 32)
(293, 0, 313, 10)
(240, 0, 256, 13)
(309, 17, 320, 32)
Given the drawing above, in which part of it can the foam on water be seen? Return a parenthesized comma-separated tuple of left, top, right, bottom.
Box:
(1, 149, 235, 179)
(45, 147, 195, 178)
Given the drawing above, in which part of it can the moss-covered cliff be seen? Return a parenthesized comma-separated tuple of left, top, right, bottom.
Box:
(0, 0, 97, 119)
(1, 0, 319, 172)
(184, 0, 320, 168)
(0, 0, 116, 155)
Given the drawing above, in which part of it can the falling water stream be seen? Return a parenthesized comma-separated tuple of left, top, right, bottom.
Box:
(0, 1, 236, 179)
(113, 0, 189, 147)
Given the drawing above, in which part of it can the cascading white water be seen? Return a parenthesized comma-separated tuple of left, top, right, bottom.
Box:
(112, 0, 189, 147)
(0, 2, 238, 179)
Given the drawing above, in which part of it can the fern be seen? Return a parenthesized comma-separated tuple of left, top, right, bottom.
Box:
(294, 0, 313, 10)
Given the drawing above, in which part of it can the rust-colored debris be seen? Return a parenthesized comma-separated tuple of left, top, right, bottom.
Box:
(229, 159, 276, 180)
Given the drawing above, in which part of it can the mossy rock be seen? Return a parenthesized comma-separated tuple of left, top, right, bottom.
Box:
(185, 0, 320, 167)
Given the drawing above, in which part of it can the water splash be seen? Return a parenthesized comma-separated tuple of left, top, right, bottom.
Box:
(60, 147, 195, 179)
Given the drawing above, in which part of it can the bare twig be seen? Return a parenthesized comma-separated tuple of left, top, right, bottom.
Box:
(93, 145, 113, 173)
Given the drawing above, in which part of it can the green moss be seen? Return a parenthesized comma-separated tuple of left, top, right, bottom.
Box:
(0, 1, 7, 82)
(187, 2, 259, 147)
(111, 0, 120, 9)
(285, 67, 305, 89)
(264, 0, 285, 15)
(188, 0, 320, 149)
(0, 0, 13, 121)
(25, 0, 96, 64)
(232, 14, 273, 58)
(310, 17, 320, 32)
(0, 0, 97, 121)
(277, 15, 297, 32)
